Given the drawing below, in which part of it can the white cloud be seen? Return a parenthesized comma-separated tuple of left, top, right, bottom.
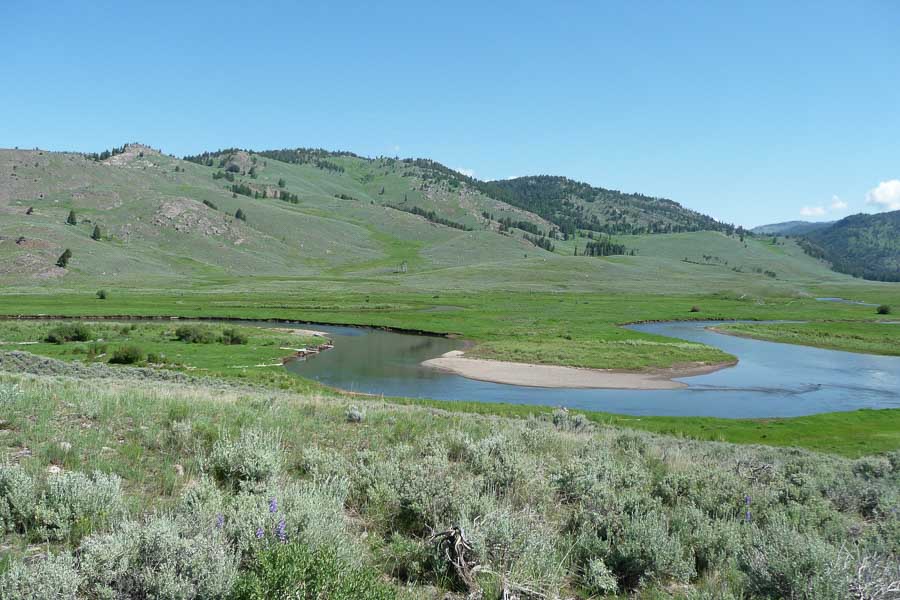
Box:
(830, 195, 848, 211)
(866, 180, 900, 211)
(800, 194, 850, 218)
(800, 205, 827, 217)
(454, 167, 475, 178)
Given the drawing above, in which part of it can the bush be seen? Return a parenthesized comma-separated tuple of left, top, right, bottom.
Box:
(108, 345, 143, 365)
(207, 428, 283, 491)
(78, 516, 237, 599)
(0, 552, 80, 600)
(232, 543, 397, 600)
(738, 519, 850, 599)
(690, 305, 701, 312)
(95, 289, 107, 300)
(220, 327, 248, 345)
(175, 324, 216, 343)
(876, 304, 891, 315)
(45, 323, 91, 344)
(32, 470, 125, 542)
(0, 464, 37, 533)
(582, 558, 618, 596)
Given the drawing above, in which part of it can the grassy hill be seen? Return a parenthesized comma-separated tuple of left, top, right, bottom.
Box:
(0, 143, 859, 298)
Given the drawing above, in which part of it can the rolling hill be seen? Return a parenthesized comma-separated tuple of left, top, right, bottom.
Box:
(0, 143, 858, 296)
(751, 220, 833, 236)
(798, 210, 900, 281)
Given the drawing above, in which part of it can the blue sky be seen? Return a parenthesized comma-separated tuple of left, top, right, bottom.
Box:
(2, 1, 898, 227)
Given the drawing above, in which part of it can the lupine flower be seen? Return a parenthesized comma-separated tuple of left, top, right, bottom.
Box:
(255, 527, 265, 539)
(275, 518, 287, 543)
(268, 497, 278, 513)
(215, 514, 225, 529)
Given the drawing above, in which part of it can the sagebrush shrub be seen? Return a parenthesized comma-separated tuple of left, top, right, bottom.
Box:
(78, 516, 237, 599)
(0, 463, 37, 533)
(208, 428, 283, 491)
(0, 552, 80, 600)
(582, 558, 618, 596)
(32, 470, 125, 542)
(738, 518, 850, 600)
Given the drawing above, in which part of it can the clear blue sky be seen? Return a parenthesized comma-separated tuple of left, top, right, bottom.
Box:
(3, 1, 898, 227)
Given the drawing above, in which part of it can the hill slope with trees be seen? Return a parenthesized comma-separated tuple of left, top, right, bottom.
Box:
(799, 211, 900, 281)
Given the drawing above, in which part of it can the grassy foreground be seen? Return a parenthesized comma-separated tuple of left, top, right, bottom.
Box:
(715, 321, 900, 356)
(0, 372, 898, 599)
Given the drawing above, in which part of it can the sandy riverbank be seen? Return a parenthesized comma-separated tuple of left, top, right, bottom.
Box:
(422, 350, 735, 390)
(271, 327, 331, 338)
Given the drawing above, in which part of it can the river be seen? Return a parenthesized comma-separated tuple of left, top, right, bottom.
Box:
(283, 320, 900, 418)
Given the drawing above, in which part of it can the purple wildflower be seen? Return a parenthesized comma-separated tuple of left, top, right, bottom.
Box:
(215, 514, 225, 529)
(255, 527, 265, 539)
(268, 497, 278, 513)
(275, 518, 287, 543)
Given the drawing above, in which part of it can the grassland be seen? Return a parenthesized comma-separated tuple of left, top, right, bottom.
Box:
(715, 321, 900, 356)
(0, 320, 324, 387)
(0, 372, 897, 599)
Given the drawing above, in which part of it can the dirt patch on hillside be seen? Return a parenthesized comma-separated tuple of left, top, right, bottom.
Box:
(153, 198, 241, 239)
(0, 253, 65, 279)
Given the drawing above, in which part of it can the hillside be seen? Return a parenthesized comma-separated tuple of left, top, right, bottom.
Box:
(480, 175, 732, 237)
(0, 143, 855, 296)
(751, 220, 833, 236)
(799, 210, 900, 281)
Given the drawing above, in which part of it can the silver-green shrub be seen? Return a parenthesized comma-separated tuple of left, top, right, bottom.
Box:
(0, 552, 80, 600)
(206, 428, 282, 491)
(78, 516, 237, 599)
(33, 470, 125, 541)
(0, 463, 36, 533)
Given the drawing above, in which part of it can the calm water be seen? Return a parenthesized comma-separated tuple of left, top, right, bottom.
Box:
(283, 321, 900, 418)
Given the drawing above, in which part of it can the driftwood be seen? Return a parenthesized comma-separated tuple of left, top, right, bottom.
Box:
(430, 527, 554, 600)
(431, 526, 482, 596)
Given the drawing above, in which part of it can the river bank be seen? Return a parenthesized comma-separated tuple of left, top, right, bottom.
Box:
(422, 350, 736, 389)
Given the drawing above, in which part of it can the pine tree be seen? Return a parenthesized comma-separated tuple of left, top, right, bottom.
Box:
(91, 225, 101, 241)
(235, 208, 246, 221)
(66, 210, 77, 225)
(277, 178, 286, 188)
(56, 248, 72, 268)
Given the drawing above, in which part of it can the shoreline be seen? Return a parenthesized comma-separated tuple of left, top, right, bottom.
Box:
(422, 350, 736, 390)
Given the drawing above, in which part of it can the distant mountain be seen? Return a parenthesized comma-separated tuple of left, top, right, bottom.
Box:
(751, 220, 833, 236)
(476, 175, 732, 237)
(797, 211, 900, 281)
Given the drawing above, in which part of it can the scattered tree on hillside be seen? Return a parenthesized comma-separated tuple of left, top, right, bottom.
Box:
(231, 183, 253, 197)
(583, 236, 630, 257)
(96, 289, 108, 300)
(235, 208, 247, 221)
(277, 178, 286, 188)
(66, 210, 77, 225)
(56, 248, 72, 268)
(877, 305, 892, 315)
(25, 207, 33, 215)
(91, 225, 102, 241)
(524, 233, 555, 252)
